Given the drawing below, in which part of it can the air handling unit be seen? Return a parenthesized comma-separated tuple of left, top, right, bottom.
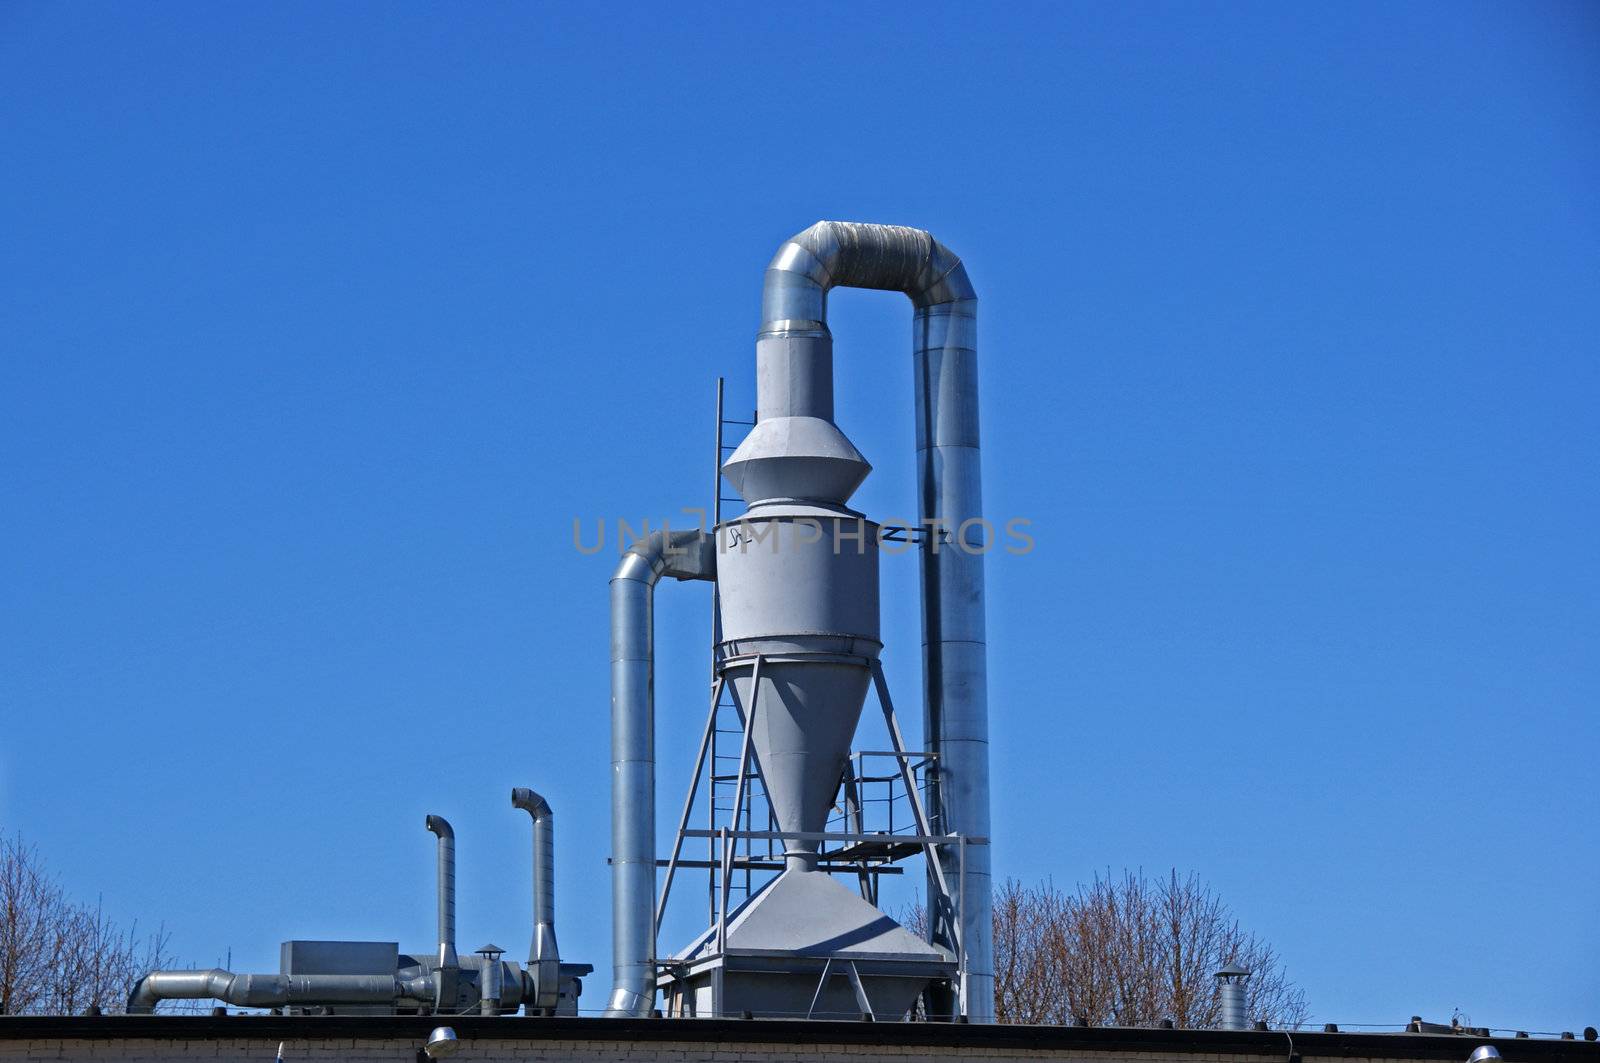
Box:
(607, 221, 993, 1022)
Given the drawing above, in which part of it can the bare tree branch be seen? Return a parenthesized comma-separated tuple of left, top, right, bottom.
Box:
(908, 868, 1309, 1027)
(0, 832, 177, 1015)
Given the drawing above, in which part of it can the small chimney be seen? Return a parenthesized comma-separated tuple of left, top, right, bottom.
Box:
(1214, 963, 1251, 1031)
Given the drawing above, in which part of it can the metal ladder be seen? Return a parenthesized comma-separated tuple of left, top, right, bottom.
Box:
(704, 378, 775, 919)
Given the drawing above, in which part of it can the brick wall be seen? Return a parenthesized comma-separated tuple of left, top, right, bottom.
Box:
(0, 1039, 1500, 1063)
(0, 1018, 1589, 1063)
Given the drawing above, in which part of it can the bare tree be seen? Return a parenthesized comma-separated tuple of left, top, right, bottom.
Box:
(0, 834, 174, 1015)
(908, 869, 1309, 1028)
(0, 835, 58, 1014)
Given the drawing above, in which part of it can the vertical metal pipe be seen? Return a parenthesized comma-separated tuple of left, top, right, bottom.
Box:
(606, 530, 715, 1018)
(511, 788, 560, 1012)
(1215, 965, 1251, 1030)
(607, 546, 660, 1018)
(913, 298, 992, 1020)
(424, 815, 458, 971)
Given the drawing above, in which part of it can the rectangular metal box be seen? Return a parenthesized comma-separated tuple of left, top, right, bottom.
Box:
(280, 940, 398, 976)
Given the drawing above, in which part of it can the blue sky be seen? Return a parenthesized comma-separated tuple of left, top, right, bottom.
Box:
(2, 1, 1595, 1031)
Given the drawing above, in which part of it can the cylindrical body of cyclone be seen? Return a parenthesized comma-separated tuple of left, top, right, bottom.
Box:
(716, 505, 879, 872)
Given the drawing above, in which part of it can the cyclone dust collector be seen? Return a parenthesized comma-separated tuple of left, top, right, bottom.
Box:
(607, 222, 994, 1021)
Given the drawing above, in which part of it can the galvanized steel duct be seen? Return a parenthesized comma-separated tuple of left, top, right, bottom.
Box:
(127, 970, 418, 1013)
(758, 221, 993, 1021)
(424, 814, 459, 973)
(511, 786, 560, 1012)
(606, 529, 715, 1017)
(1216, 964, 1251, 1031)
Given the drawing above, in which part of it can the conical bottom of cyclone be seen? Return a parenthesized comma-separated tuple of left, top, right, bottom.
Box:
(727, 659, 870, 863)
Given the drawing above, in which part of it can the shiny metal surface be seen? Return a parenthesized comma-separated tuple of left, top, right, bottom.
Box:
(661, 866, 954, 1020)
(607, 530, 716, 1017)
(1215, 963, 1250, 1030)
(127, 948, 555, 1014)
(475, 945, 506, 1016)
(425, 814, 461, 1011)
(750, 221, 992, 1020)
(511, 787, 561, 1012)
(127, 970, 405, 1012)
(423, 1027, 460, 1059)
(423, 815, 459, 973)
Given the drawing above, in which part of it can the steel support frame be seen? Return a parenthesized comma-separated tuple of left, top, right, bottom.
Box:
(656, 650, 984, 1019)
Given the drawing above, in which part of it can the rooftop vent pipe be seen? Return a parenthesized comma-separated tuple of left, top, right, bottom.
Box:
(605, 530, 715, 1017)
(1215, 963, 1250, 1030)
(511, 786, 560, 1012)
(425, 814, 460, 1010)
(424, 815, 458, 970)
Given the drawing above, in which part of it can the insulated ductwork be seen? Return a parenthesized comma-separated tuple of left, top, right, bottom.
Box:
(606, 529, 715, 1017)
(732, 220, 992, 1020)
(511, 787, 560, 1012)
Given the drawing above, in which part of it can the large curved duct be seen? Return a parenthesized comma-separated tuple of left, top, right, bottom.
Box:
(606, 529, 715, 1017)
(732, 221, 993, 1021)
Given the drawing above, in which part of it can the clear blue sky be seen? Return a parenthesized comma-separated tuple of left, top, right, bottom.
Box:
(2, 1, 1595, 1032)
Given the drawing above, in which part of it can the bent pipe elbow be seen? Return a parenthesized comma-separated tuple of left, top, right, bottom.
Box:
(127, 969, 237, 1013)
(760, 220, 976, 330)
(606, 530, 712, 1018)
(510, 786, 552, 820)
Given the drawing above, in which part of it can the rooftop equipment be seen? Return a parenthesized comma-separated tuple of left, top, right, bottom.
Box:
(1214, 963, 1251, 1031)
(127, 220, 993, 1025)
(511, 787, 562, 1013)
(606, 221, 993, 1021)
(127, 794, 589, 1015)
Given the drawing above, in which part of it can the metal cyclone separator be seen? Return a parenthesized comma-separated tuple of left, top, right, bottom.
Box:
(657, 259, 955, 1020)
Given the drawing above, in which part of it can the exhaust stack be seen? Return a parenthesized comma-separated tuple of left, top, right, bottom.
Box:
(1216, 963, 1251, 1030)
(425, 814, 460, 1010)
(605, 530, 716, 1017)
(511, 787, 561, 1012)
